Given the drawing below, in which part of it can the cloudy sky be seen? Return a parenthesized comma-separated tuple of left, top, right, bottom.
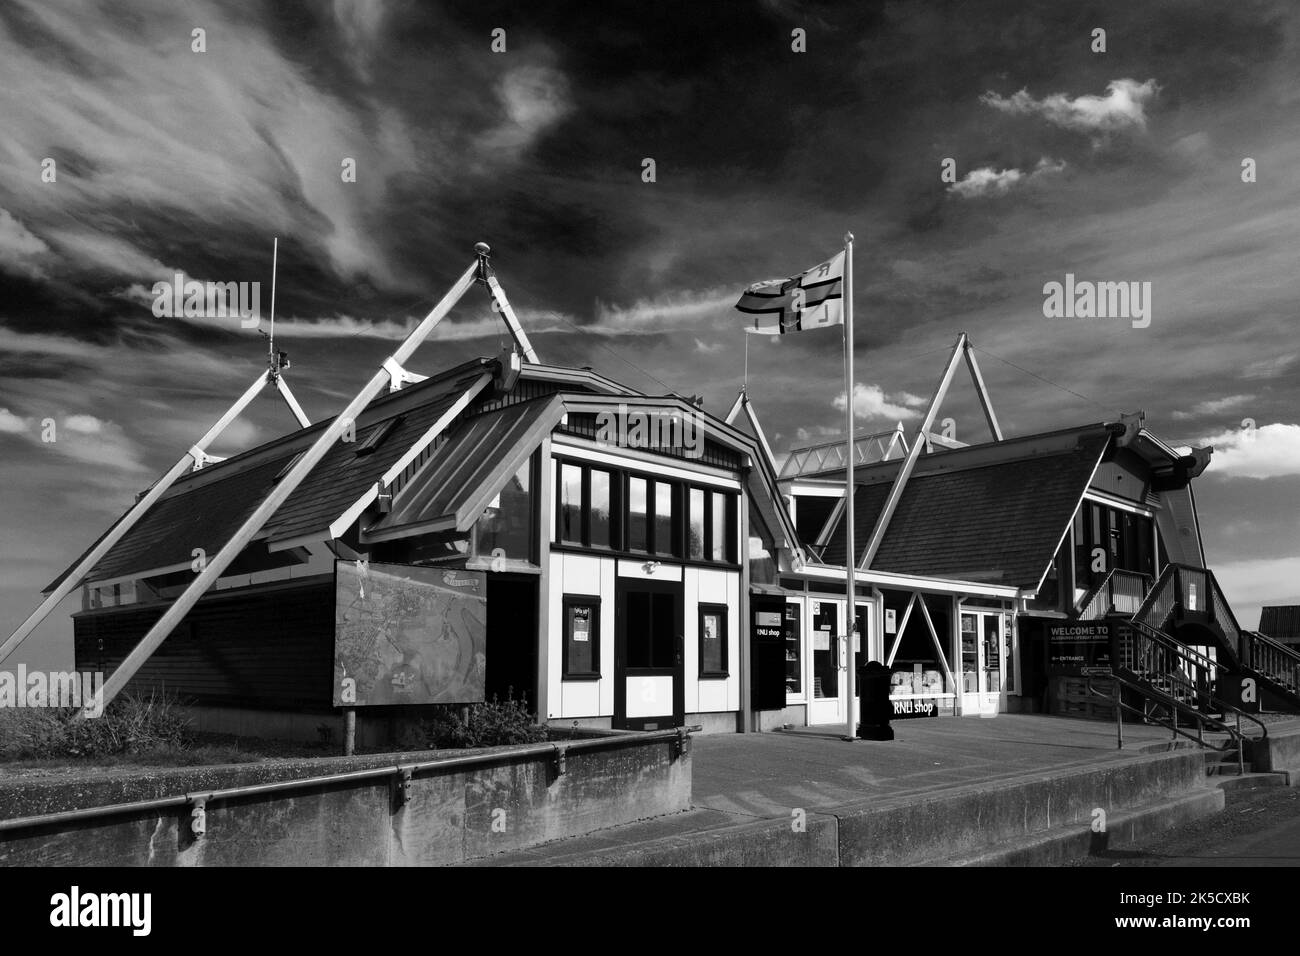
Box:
(1, 0, 1298, 666)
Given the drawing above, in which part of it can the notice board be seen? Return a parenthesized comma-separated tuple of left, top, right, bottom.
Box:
(333, 560, 487, 706)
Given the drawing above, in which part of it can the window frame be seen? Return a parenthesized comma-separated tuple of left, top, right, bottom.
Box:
(698, 602, 729, 679)
(561, 593, 602, 680)
(551, 455, 740, 569)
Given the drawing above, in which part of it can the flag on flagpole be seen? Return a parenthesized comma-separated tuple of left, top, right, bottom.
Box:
(735, 250, 845, 334)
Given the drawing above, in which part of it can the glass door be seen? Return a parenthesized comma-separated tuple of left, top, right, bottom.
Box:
(979, 612, 1006, 715)
(809, 598, 841, 724)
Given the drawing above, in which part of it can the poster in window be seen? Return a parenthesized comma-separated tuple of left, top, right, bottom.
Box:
(566, 600, 597, 675)
(701, 607, 726, 674)
(572, 605, 591, 642)
(333, 560, 487, 706)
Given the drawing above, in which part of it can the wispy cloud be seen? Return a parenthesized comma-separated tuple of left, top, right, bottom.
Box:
(1171, 394, 1255, 420)
(981, 78, 1159, 134)
(949, 157, 1066, 199)
(833, 383, 925, 423)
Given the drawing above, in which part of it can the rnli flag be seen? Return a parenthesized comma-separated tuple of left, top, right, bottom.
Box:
(735, 251, 844, 334)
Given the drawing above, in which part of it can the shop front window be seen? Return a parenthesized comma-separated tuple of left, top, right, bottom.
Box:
(783, 602, 802, 696)
(883, 590, 953, 698)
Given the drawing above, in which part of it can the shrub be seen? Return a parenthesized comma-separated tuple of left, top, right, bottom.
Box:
(403, 694, 548, 750)
(0, 690, 193, 760)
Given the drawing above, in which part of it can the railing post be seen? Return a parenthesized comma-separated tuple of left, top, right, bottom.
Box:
(1114, 680, 1123, 750)
(1237, 713, 1244, 776)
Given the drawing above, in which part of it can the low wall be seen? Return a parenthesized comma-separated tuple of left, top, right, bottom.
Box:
(836, 748, 1206, 866)
(1251, 725, 1300, 774)
(502, 747, 1214, 867)
(0, 731, 691, 867)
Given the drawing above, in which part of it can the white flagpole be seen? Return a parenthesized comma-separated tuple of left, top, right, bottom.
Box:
(843, 231, 857, 742)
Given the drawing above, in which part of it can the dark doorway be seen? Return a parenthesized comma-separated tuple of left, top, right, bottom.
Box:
(614, 578, 684, 730)
(484, 575, 539, 712)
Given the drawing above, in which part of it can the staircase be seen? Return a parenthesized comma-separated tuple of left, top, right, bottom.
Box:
(1094, 618, 1267, 773)
(1077, 568, 1151, 621)
(1131, 563, 1241, 668)
(1128, 562, 1300, 711)
(1240, 630, 1300, 711)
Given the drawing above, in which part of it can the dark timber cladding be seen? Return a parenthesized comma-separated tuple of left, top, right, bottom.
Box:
(73, 579, 334, 708)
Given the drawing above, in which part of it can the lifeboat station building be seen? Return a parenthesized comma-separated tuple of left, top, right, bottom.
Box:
(51, 352, 806, 739)
(25, 306, 1293, 740)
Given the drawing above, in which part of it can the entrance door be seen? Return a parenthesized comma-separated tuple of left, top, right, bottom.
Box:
(614, 579, 684, 730)
(809, 599, 869, 725)
(978, 612, 1006, 715)
(809, 598, 842, 724)
(484, 575, 538, 710)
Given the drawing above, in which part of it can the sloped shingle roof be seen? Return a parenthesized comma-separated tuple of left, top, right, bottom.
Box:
(44, 364, 490, 591)
(819, 429, 1110, 588)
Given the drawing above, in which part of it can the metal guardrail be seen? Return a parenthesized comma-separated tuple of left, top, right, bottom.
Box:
(1078, 568, 1152, 621)
(1085, 671, 1265, 775)
(1241, 631, 1300, 701)
(1131, 563, 1245, 662)
(0, 725, 698, 835)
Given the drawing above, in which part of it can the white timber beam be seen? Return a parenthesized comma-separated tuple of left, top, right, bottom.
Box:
(77, 255, 482, 715)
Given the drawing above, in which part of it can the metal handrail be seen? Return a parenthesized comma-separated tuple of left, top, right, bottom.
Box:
(1077, 568, 1152, 621)
(1118, 617, 1225, 683)
(1241, 630, 1300, 695)
(0, 725, 699, 833)
(1132, 563, 1178, 631)
(1085, 670, 1265, 775)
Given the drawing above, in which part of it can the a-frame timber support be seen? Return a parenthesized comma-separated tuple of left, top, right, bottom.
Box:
(70, 243, 536, 716)
(0, 368, 311, 666)
(858, 332, 1002, 571)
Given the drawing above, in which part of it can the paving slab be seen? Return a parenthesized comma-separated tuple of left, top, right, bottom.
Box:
(690, 714, 1197, 816)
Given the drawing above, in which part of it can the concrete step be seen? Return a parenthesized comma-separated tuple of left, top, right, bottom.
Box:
(1210, 772, 1290, 791)
(927, 787, 1225, 867)
(464, 748, 1216, 867)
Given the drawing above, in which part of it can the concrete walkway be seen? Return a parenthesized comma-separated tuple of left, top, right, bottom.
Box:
(471, 714, 1229, 866)
(692, 715, 1193, 817)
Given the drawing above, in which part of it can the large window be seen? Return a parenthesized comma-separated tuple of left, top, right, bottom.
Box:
(559, 463, 583, 545)
(562, 595, 600, 679)
(590, 469, 612, 547)
(655, 482, 677, 556)
(688, 488, 706, 560)
(1072, 499, 1155, 595)
(476, 457, 535, 560)
(553, 457, 737, 565)
(627, 477, 649, 551)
